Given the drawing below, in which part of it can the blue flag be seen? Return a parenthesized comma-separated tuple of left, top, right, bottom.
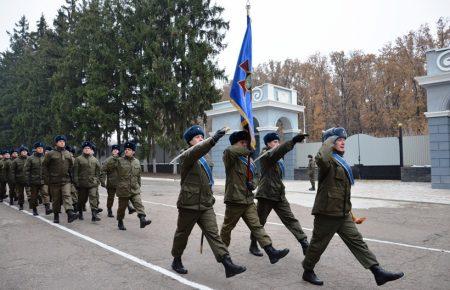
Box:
(229, 15, 256, 149)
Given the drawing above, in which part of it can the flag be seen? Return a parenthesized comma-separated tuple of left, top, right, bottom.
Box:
(229, 15, 256, 149)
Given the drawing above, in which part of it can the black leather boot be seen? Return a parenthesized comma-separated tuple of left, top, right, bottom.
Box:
(32, 207, 39, 216)
(107, 208, 114, 218)
(171, 257, 188, 274)
(221, 254, 246, 278)
(97, 207, 103, 213)
(249, 240, 263, 257)
(9, 197, 13, 205)
(128, 203, 136, 214)
(138, 214, 151, 228)
(45, 204, 53, 215)
(370, 265, 404, 286)
(53, 212, 59, 223)
(19, 203, 24, 210)
(118, 219, 126, 230)
(91, 210, 101, 222)
(263, 244, 289, 264)
(302, 269, 324, 286)
(67, 209, 78, 223)
(299, 238, 309, 255)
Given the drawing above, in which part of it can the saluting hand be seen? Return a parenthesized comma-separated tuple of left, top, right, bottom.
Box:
(292, 133, 309, 143)
(212, 128, 227, 142)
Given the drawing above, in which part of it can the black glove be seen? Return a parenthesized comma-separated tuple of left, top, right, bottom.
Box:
(212, 128, 227, 143)
(246, 181, 256, 192)
(292, 133, 309, 143)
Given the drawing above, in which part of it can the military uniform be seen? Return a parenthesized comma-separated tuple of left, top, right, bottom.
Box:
(308, 156, 316, 190)
(251, 139, 308, 250)
(11, 153, 28, 209)
(24, 151, 52, 214)
(0, 154, 7, 201)
(171, 137, 229, 262)
(5, 156, 16, 203)
(220, 144, 272, 247)
(101, 155, 120, 210)
(73, 152, 101, 219)
(42, 144, 77, 223)
(111, 144, 150, 230)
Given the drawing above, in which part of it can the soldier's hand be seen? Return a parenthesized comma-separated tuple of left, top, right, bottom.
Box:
(292, 133, 309, 143)
(246, 181, 256, 192)
(212, 128, 227, 142)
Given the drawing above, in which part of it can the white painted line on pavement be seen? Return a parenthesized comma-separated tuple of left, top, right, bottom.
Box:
(118, 195, 450, 254)
(1, 201, 213, 290)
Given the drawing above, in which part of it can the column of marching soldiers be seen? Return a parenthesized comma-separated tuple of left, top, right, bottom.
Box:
(0, 126, 405, 287)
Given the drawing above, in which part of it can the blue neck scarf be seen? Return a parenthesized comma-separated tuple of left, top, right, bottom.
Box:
(199, 157, 214, 188)
(332, 153, 355, 185)
(239, 156, 255, 177)
(277, 159, 285, 179)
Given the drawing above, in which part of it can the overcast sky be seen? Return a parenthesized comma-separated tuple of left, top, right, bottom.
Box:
(1, 0, 449, 79)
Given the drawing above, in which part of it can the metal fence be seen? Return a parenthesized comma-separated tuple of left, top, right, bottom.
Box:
(296, 134, 430, 167)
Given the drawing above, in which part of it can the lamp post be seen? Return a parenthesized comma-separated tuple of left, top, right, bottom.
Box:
(398, 123, 404, 168)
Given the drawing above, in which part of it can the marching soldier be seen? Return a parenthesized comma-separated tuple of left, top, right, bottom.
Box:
(101, 145, 136, 217)
(42, 135, 79, 223)
(112, 141, 151, 230)
(66, 145, 79, 212)
(11, 145, 29, 210)
(0, 150, 7, 202)
(171, 125, 246, 278)
(73, 141, 102, 222)
(308, 154, 316, 191)
(302, 127, 404, 286)
(220, 130, 289, 264)
(24, 142, 53, 215)
(6, 149, 17, 204)
(249, 132, 310, 257)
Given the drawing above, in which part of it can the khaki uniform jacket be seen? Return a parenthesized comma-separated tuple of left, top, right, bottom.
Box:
(73, 154, 101, 188)
(11, 156, 28, 185)
(113, 156, 141, 198)
(255, 140, 294, 201)
(24, 153, 45, 186)
(177, 137, 216, 211)
(42, 148, 73, 185)
(0, 159, 6, 182)
(5, 159, 14, 183)
(100, 155, 120, 189)
(311, 138, 352, 217)
(223, 145, 254, 205)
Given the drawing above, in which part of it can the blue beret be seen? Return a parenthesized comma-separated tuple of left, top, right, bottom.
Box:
(124, 142, 136, 151)
(81, 141, 92, 149)
(183, 125, 204, 144)
(54, 135, 67, 143)
(263, 132, 280, 145)
(229, 130, 249, 145)
(33, 142, 45, 149)
(322, 127, 347, 142)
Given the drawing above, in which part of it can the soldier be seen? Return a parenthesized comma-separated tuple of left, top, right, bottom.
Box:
(24, 142, 53, 216)
(6, 149, 17, 204)
(307, 154, 316, 191)
(101, 145, 136, 217)
(11, 145, 29, 210)
(66, 145, 79, 212)
(42, 135, 78, 223)
(43, 146, 53, 203)
(302, 127, 404, 286)
(73, 141, 102, 222)
(220, 130, 289, 264)
(0, 150, 7, 202)
(249, 132, 310, 257)
(112, 141, 151, 230)
(170, 126, 246, 278)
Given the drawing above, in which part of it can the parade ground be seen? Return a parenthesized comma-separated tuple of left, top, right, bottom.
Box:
(0, 177, 449, 290)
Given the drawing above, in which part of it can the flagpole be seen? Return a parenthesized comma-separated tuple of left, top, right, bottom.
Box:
(246, 0, 252, 184)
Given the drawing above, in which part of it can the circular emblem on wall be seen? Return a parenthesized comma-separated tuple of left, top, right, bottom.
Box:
(253, 87, 263, 102)
(436, 50, 450, 72)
